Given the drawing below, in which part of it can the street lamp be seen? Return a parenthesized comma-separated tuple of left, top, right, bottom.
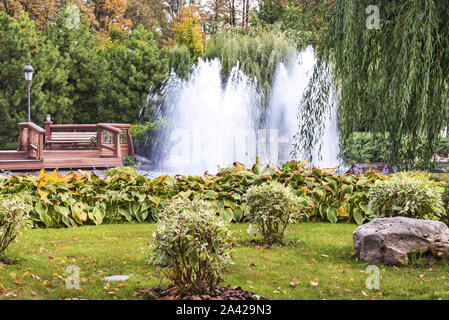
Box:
(24, 63, 34, 123)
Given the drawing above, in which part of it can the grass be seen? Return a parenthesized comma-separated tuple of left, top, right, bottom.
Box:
(1, 222, 449, 300)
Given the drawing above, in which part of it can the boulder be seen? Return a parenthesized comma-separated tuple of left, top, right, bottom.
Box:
(353, 217, 449, 265)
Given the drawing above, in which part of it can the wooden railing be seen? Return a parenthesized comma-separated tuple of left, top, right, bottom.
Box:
(45, 121, 134, 159)
(97, 123, 122, 158)
(17, 122, 45, 160)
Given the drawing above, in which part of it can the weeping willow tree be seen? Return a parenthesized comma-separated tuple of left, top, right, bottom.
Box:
(168, 44, 191, 80)
(294, 0, 449, 170)
(204, 27, 297, 105)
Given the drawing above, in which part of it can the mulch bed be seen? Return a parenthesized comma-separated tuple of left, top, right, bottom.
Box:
(138, 284, 266, 300)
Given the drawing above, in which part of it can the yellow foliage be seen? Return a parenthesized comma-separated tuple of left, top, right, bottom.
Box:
(171, 6, 206, 63)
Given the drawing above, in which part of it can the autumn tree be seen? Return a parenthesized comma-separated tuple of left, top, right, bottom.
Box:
(0, 0, 60, 30)
(171, 6, 205, 63)
(202, 0, 226, 34)
(68, 0, 131, 34)
(125, 0, 170, 36)
(164, 0, 187, 21)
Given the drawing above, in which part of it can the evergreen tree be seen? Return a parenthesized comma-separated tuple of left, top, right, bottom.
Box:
(99, 25, 168, 124)
(0, 12, 67, 142)
(45, 6, 107, 124)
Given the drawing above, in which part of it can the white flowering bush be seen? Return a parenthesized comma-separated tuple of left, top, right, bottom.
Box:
(149, 199, 234, 294)
(367, 175, 446, 221)
(245, 181, 304, 244)
(0, 195, 33, 255)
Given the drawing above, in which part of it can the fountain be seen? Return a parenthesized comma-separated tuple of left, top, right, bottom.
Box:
(137, 46, 340, 176)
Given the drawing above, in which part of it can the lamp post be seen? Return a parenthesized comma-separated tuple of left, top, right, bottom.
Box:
(24, 63, 34, 123)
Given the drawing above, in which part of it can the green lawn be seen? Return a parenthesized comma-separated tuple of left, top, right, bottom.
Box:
(1, 222, 448, 300)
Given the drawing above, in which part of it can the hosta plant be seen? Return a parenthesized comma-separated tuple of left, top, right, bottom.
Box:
(149, 199, 234, 294)
(0, 195, 33, 255)
(105, 166, 139, 178)
(367, 175, 446, 221)
(245, 181, 305, 244)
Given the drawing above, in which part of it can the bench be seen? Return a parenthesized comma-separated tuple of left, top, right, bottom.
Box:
(45, 131, 98, 150)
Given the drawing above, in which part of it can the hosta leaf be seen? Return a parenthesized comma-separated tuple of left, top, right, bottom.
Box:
(327, 207, 338, 223)
(91, 207, 105, 225)
(220, 208, 233, 224)
(354, 208, 365, 225)
(54, 205, 70, 217)
(35, 203, 52, 227)
(340, 184, 354, 201)
(319, 204, 329, 220)
(203, 190, 218, 200)
(118, 206, 132, 222)
(62, 215, 77, 228)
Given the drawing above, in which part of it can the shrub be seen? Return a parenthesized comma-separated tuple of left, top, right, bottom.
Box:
(367, 175, 446, 221)
(123, 156, 135, 167)
(149, 199, 234, 294)
(0, 195, 32, 255)
(245, 181, 304, 244)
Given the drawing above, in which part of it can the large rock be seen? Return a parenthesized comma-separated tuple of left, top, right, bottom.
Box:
(353, 217, 449, 265)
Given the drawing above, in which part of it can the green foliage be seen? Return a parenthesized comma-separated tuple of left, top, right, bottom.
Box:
(0, 169, 174, 228)
(0, 11, 70, 142)
(256, 0, 336, 50)
(171, 7, 205, 64)
(98, 25, 168, 124)
(0, 195, 33, 255)
(342, 132, 392, 164)
(168, 44, 191, 79)
(45, 7, 106, 124)
(123, 156, 136, 167)
(130, 121, 164, 155)
(0, 161, 385, 228)
(149, 198, 234, 294)
(204, 27, 296, 103)
(367, 174, 446, 221)
(105, 166, 138, 178)
(428, 173, 449, 223)
(245, 181, 304, 244)
(437, 138, 449, 156)
(298, 0, 449, 170)
(0, 8, 169, 143)
(257, 0, 285, 25)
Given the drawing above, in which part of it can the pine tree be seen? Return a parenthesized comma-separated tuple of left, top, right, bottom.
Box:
(45, 6, 107, 124)
(99, 25, 168, 124)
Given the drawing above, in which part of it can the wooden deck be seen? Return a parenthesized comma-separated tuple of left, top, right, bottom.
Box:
(0, 119, 134, 171)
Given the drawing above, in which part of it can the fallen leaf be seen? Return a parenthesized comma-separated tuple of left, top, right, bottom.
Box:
(289, 282, 300, 287)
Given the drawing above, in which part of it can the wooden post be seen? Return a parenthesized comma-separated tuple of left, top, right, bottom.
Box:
(127, 128, 135, 159)
(18, 127, 23, 151)
(38, 132, 44, 160)
(113, 131, 121, 158)
(27, 127, 31, 158)
(44, 115, 53, 150)
(97, 127, 103, 150)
